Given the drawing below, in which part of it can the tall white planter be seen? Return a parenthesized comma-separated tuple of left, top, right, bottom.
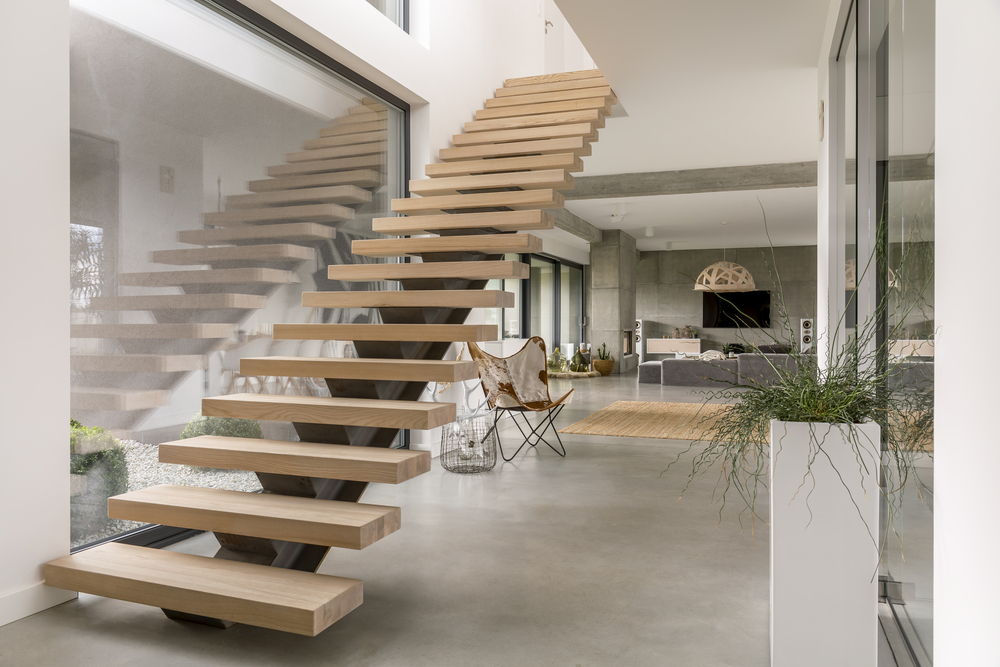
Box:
(770, 420, 880, 667)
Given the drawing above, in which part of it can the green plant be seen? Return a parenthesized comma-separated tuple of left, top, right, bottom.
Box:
(181, 413, 263, 440)
(596, 342, 611, 360)
(721, 343, 745, 356)
(70, 419, 128, 543)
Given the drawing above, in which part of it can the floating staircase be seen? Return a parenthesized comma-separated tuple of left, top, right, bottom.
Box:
(50, 70, 614, 635)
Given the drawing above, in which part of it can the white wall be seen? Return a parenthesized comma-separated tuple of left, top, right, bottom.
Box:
(0, 0, 78, 627)
(935, 1, 1000, 663)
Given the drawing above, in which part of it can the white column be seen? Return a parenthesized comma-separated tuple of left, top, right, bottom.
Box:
(935, 1, 1000, 662)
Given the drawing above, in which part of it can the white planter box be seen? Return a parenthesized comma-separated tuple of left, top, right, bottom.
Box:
(770, 419, 881, 667)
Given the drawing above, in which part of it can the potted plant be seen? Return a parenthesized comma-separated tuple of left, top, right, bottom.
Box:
(593, 342, 615, 375)
(676, 205, 931, 667)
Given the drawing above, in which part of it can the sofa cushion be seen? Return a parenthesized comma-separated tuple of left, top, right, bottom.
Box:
(661, 358, 739, 387)
(737, 353, 798, 386)
(638, 361, 662, 384)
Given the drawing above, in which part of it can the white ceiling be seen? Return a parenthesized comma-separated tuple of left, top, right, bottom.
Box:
(553, 0, 831, 248)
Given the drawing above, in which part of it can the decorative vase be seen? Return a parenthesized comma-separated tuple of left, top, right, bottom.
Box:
(770, 419, 880, 667)
(593, 355, 615, 376)
(569, 347, 589, 373)
(671, 328, 681, 339)
(681, 325, 693, 339)
(547, 347, 567, 373)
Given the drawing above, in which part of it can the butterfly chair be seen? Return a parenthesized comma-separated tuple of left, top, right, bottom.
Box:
(468, 337, 574, 461)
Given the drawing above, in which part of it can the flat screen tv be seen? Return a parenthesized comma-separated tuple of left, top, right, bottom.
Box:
(702, 291, 771, 328)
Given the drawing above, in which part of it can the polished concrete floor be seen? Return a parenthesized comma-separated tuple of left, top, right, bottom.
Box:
(0, 374, 917, 666)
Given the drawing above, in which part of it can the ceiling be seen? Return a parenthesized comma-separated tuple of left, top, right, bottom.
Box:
(553, 0, 832, 250)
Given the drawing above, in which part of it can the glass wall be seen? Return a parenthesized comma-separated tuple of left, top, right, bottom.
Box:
(69, 0, 405, 548)
(560, 264, 584, 354)
(530, 256, 556, 351)
(365, 0, 407, 29)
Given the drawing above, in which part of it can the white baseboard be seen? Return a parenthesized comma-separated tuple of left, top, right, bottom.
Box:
(0, 580, 77, 628)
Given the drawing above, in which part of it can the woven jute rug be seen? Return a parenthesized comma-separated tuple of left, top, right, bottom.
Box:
(559, 401, 730, 441)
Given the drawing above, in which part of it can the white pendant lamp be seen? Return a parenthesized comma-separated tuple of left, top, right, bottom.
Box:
(694, 222, 756, 292)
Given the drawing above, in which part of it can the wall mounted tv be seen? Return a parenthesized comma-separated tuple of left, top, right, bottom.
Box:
(702, 291, 771, 328)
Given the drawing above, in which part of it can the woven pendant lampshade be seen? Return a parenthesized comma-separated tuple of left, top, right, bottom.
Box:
(694, 261, 756, 292)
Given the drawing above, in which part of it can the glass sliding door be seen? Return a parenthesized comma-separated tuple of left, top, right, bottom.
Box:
(529, 256, 557, 351)
(560, 264, 583, 355)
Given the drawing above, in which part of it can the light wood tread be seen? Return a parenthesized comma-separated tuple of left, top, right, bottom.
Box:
(179, 223, 337, 246)
(71, 354, 206, 373)
(423, 153, 583, 178)
(409, 169, 573, 196)
(109, 485, 400, 551)
(119, 268, 298, 287)
(494, 75, 609, 97)
(327, 260, 528, 281)
(302, 289, 514, 308)
(352, 234, 542, 257)
(44, 542, 362, 636)
(286, 142, 387, 164)
(483, 86, 616, 109)
(239, 356, 480, 383)
(475, 96, 611, 121)
(204, 203, 354, 226)
(319, 120, 387, 137)
(302, 130, 388, 150)
(267, 155, 386, 178)
(438, 136, 590, 162)
(151, 245, 314, 266)
(331, 110, 387, 125)
(391, 190, 564, 215)
(372, 210, 554, 235)
(227, 185, 372, 209)
(273, 323, 498, 343)
(248, 170, 384, 193)
(451, 122, 597, 147)
(89, 294, 267, 311)
(72, 323, 237, 339)
(202, 393, 457, 430)
(159, 435, 431, 484)
(71, 387, 171, 411)
(504, 69, 603, 88)
(464, 108, 604, 133)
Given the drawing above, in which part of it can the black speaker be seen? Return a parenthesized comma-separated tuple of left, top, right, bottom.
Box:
(800, 318, 814, 353)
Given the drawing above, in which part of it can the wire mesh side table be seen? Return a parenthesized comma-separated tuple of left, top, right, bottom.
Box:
(440, 408, 498, 473)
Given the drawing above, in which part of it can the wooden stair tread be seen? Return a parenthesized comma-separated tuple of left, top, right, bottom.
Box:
(483, 86, 616, 109)
(44, 542, 361, 636)
(151, 245, 314, 266)
(391, 190, 563, 215)
(159, 435, 431, 484)
(248, 170, 384, 193)
(227, 185, 372, 209)
(494, 76, 609, 97)
(179, 223, 337, 246)
(202, 393, 456, 430)
(372, 210, 554, 235)
(301, 289, 514, 308)
(272, 323, 498, 343)
(319, 120, 387, 137)
(285, 142, 387, 164)
(475, 96, 611, 121)
(438, 136, 590, 162)
(119, 268, 298, 287)
(71, 354, 206, 373)
(89, 294, 267, 311)
(109, 485, 400, 550)
(332, 110, 388, 125)
(424, 153, 583, 178)
(71, 387, 172, 411)
(464, 108, 605, 133)
(72, 323, 237, 339)
(409, 169, 573, 196)
(451, 122, 597, 147)
(267, 155, 386, 178)
(204, 203, 354, 226)
(327, 260, 528, 281)
(302, 130, 388, 150)
(352, 234, 542, 257)
(504, 69, 604, 88)
(238, 356, 480, 383)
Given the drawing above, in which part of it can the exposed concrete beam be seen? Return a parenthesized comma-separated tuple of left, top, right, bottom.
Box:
(545, 207, 603, 244)
(566, 162, 818, 200)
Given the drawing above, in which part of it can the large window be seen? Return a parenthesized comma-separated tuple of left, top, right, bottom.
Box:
(69, 0, 406, 549)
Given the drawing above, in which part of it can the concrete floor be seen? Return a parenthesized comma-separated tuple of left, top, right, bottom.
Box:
(1, 374, 914, 666)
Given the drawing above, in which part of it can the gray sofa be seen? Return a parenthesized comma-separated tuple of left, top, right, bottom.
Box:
(638, 353, 799, 387)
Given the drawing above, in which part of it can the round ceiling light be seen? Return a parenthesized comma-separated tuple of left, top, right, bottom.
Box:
(693, 261, 756, 292)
